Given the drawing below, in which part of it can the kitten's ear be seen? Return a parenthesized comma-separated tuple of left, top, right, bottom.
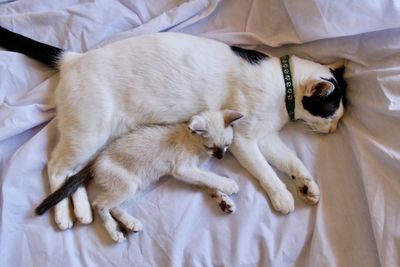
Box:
(188, 115, 208, 135)
(326, 59, 347, 70)
(222, 109, 244, 127)
(306, 80, 335, 97)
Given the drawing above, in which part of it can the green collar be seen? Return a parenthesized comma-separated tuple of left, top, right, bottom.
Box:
(280, 55, 295, 121)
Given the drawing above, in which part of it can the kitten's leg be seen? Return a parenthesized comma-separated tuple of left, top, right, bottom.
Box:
(230, 136, 295, 214)
(173, 167, 239, 195)
(110, 207, 143, 232)
(205, 188, 236, 213)
(93, 193, 130, 243)
(48, 132, 107, 229)
(94, 205, 126, 243)
(259, 133, 320, 204)
(92, 182, 138, 242)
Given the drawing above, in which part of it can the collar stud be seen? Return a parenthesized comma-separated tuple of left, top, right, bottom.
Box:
(280, 55, 295, 121)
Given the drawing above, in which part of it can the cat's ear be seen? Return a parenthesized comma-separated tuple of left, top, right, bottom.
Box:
(222, 109, 244, 127)
(188, 115, 208, 135)
(306, 80, 335, 97)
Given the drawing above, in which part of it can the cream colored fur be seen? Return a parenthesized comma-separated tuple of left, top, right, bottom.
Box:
(91, 109, 241, 242)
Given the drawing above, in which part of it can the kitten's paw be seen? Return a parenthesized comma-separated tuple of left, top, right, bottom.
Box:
(110, 230, 126, 243)
(296, 178, 320, 205)
(123, 218, 143, 233)
(269, 188, 295, 214)
(220, 180, 239, 195)
(54, 200, 74, 230)
(110, 209, 143, 233)
(104, 222, 127, 242)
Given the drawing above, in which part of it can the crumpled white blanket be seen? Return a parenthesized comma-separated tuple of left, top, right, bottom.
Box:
(0, 1, 399, 266)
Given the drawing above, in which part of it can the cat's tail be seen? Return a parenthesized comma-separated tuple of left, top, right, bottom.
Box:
(35, 167, 92, 215)
(0, 26, 64, 69)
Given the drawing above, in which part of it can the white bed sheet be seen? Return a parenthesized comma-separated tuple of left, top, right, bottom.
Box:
(0, 1, 399, 266)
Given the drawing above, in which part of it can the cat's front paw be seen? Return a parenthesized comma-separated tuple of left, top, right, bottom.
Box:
(269, 187, 295, 214)
(295, 177, 320, 205)
(211, 191, 236, 213)
(219, 180, 239, 195)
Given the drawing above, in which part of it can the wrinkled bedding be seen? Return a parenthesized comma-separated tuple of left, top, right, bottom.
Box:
(0, 1, 399, 266)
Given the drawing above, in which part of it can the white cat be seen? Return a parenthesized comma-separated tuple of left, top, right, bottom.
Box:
(36, 109, 243, 242)
(0, 28, 347, 229)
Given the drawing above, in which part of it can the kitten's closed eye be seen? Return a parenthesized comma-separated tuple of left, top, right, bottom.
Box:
(204, 144, 229, 150)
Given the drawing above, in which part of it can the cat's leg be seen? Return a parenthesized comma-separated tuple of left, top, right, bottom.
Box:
(259, 133, 320, 204)
(173, 167, 239, 196)
(110, 207, 143, 232)
(230, 136, 295, 214)
(48, 132, 107, 229)
(205, 188, 236, 213)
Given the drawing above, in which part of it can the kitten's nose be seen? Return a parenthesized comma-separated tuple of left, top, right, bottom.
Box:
(329, 122, 338, 133)
(213, 148, 224, 159)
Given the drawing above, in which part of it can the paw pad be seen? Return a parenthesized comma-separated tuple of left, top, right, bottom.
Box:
(219, 200, 233, 213)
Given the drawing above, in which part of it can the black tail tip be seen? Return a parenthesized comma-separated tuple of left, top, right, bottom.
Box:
(35, 204, 50, 216)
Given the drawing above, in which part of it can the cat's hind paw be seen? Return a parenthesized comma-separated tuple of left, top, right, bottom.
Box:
(269, 187, 295, 214)
(73, 200, 93, 225)
(54, 199, 75, 230)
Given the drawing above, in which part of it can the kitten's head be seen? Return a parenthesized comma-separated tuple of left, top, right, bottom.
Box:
(292, 56, 347, 133)
(188, 109, 244, 159)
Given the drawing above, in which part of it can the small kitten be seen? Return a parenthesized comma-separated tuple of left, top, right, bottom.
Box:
(36, 109, 243, 242)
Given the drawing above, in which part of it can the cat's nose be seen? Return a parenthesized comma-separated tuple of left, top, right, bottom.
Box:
(213, 148, 224, 159)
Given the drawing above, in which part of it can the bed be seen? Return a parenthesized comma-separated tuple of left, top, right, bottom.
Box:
(0, 1, 399, 266)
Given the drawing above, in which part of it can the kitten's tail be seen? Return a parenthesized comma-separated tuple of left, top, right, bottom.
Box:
(0, 26, 64, 69)
(35, 167, 92, 215)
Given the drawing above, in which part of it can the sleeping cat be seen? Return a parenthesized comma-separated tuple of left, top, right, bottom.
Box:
(36, 109, 243, 242)
(0, 27, 347, 230)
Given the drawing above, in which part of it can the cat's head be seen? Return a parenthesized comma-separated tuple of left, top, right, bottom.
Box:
(188, 109, 244, 159)
(292, 56, 347, 133)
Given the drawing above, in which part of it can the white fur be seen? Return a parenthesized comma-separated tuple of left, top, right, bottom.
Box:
(91, 110, 241, 242)
(48, 32, 343, 228)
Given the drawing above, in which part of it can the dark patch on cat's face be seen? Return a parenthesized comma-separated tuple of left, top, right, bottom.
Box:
(302, 68, 347, 118)
(300, 185, 309, 195)
(230, 46, 268, 65)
